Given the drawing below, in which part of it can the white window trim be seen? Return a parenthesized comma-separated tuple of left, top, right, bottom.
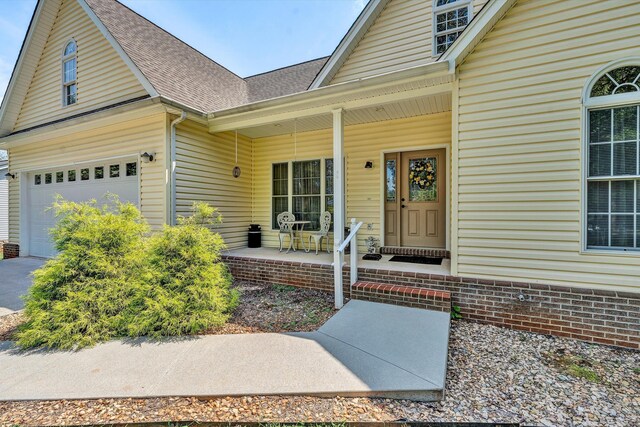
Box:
(432, 0, 472, 57)
(271, 157, 333, 231)
(62, 39, 77, 107)
(581, 57, 640, 256)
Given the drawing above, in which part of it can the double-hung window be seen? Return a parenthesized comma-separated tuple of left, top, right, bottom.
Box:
(62, 40, 77, 106)
(585, 64, 640, 251)
(272, 159, 334, 230)
(433, 0, 472, 56)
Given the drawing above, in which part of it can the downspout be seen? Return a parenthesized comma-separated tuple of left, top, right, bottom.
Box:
(169, 111, 187, 225)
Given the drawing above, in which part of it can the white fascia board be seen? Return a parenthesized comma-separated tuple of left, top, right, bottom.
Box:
(309, 0, 390, 89)
(0, 98, 166, 149)
(440, 0, 516, 68)
(208, 62, 452, 133)
(0, 0, 50, 137)
(76, 0, 158, 97)
(211, 61, 450, 119)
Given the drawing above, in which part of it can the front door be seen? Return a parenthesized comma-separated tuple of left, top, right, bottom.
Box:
(400, 149, 446, 248)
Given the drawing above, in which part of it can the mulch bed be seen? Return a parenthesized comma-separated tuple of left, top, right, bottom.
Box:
(0, 282, 336, 342)
(205, 282, 336, 334)
(0, 312, 23, 341)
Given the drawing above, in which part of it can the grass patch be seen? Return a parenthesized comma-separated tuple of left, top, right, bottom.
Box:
(272, 284, 297, 293)
(545, 349, 601, 383)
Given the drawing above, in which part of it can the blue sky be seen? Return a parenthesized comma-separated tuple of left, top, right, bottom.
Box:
(0, 0, 367, 103)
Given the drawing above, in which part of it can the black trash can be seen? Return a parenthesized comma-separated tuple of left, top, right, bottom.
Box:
(248, 224, 261, 248)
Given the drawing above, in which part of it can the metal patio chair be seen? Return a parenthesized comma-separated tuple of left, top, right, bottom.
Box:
(277, 211, 295, 252)
(308, 211, 331, 255)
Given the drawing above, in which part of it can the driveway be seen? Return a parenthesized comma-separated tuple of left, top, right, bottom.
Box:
(0, 257, 46, 315)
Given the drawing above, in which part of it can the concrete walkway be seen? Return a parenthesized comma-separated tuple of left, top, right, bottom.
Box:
(0, 257, 46, 315)
(0, 300, 450, 402)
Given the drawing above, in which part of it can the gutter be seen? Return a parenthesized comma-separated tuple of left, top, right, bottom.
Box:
(169, 111, 187, 225)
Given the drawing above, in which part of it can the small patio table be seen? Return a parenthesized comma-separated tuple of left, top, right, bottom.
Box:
(283, 220, 311, 253)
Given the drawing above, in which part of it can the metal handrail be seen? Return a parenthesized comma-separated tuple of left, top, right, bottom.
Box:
(337, 220, 363, 253)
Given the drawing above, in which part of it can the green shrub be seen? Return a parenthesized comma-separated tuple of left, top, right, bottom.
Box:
(16, 195, 148, 349)
(16, 198, 238, 349)
(129, 202, 239, 337)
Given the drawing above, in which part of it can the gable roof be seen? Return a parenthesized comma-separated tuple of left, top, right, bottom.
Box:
(83, 0, 250, 112)
(311, 0, 516, 89)
(309, 0, 389, 89)
(1, 0, 514, 136)
(0, 0, 62, 136)
(440, 0, 516, 67)
(245, 57, 329, 103)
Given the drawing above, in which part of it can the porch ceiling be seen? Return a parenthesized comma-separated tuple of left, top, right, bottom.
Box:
(207, 61, 453, 139)
(237, 92, 452, 139)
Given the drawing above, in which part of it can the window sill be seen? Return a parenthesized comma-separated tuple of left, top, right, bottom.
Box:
(580, 248, 640, 257)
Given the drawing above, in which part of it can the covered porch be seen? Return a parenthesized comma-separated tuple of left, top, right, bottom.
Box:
(208, 61, 455, 307)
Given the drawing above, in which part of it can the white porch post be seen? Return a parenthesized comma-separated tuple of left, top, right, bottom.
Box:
(332, 108, 345, 309)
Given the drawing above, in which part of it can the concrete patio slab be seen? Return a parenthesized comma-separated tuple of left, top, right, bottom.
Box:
(0, 257, 46, 315)
(0, 300, 449, 402)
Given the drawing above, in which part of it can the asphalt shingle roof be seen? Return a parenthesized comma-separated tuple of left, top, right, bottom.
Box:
(246, 57, 329, 102)
(84, 0, 328, 113)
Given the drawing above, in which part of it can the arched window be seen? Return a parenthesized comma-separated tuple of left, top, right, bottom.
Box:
(584, 60, 640, 251)
(62, 40, 77, 106)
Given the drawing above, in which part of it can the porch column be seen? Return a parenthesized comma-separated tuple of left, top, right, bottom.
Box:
(332, 108, 345, 309)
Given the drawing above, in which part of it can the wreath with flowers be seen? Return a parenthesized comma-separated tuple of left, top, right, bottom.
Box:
(409, 159, 435, 189)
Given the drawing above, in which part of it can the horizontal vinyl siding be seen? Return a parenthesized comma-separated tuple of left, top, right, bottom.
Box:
(14, 0, 147, 132)
(175, 121, 252, 250)
(456, 0, 640, 292)
(253, 113, 452, 252)
(0, 177, 7, 241)
(8, 112, 167, 244)
(330, 0, 488, 85)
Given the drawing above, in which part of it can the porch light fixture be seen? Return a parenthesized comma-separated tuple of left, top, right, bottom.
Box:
(141, 152, 155, 163)
(364, 161, 373, 169)
(4, 172, 15, 180)
(233, 130, 241, 178)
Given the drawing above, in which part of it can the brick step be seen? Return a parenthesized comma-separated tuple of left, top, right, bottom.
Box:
(380, 246, 450, 259)
(351, 281, 451, 313)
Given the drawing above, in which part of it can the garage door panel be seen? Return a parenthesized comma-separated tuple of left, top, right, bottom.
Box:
(28, 159, 139, 258)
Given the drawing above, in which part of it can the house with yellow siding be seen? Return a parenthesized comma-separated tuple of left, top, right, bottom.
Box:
(0, 0, 638, 349)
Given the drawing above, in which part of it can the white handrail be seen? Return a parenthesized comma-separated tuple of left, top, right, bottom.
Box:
(337, 220, 363, 253)
(333, 218, 363, 309)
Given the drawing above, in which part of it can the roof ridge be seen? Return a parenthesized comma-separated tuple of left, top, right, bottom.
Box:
(244, 56, 330, 79)
(110, 0, 245, 82)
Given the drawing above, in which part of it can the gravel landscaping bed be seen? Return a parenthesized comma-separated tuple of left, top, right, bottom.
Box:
(1, 320, 637, 426)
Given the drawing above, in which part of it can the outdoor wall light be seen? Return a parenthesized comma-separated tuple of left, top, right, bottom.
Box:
(364, 161, 373, 169)
(141, 152, 155, 163)
(4, 172, 15, 180)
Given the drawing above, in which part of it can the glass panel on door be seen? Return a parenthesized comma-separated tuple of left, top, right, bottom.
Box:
(408, 157, 437, 202)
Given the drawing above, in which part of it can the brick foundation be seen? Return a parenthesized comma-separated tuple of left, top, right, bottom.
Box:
(2, 243, 19, 259)
(352, 281, 451, 312)
(222, 255, 640, 350)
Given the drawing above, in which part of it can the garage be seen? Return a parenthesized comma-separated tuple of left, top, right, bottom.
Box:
(27, 158, 139, 258)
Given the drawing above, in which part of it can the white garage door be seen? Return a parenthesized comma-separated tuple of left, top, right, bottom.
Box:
(28, 159, 139, 258)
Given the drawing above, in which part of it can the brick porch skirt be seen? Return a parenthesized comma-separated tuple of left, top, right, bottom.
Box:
(222, 255, 640, 350)
(2, 243, 19, 259)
